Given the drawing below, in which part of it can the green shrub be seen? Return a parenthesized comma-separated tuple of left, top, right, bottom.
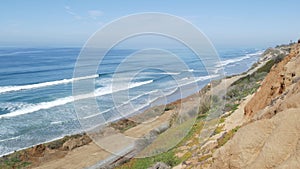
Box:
(0, 152, 31, 169)
(45, 134, 82, 149)
(256, 59, 275, 74)
(116, 150, 180, 169)
(219, 117, 226, 123)
(213, 126, 223, 135)
(165, 105, 175, 111)
(198, 95, 220, 115)
(198, 154, 212, 162)
(217, 126, 240, 148)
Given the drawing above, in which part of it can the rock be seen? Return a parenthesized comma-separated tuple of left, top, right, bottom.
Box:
(172, 163, 183, 169)
(210, 45, 300, 168)
(175, 150, 188, 158)
(212, 108, 300, 169)
(99, 127, 118, 137)
(201, 140, 218, 153)
(62, 135, 92, 151)
(153, 122, 170, 134)
(30, 144, 46, 157)
(178, 146, 189, 151)
(191, 145, 198, 151)
(148, 162, 171, 169)
(244, 44, 300, 116)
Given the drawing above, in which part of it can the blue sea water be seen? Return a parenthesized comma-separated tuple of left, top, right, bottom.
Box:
(0, 47, 263, 156)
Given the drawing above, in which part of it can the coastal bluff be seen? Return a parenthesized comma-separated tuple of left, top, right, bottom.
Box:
(211, 43, 300, 169)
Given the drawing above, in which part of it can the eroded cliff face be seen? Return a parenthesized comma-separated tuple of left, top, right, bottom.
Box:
(210, 44, 300, 169)
(212, 108, 300, 169)
(244, 44, 300, 117)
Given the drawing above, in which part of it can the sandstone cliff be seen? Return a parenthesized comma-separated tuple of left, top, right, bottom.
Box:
(244, 44, 299, 117)
(211, 44, 300, 169)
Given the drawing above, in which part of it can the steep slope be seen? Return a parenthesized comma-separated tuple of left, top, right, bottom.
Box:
(211, 43, 300, 169)
(244, 44, 299, 117)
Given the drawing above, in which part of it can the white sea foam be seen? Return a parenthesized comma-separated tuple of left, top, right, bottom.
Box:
(195, 74, 220, 81)
(164, 74, 220, 92)
(159, 72, 181, 75)
(159, 69, 194, 75)
(0, 97, 74, 118)
(121, 89, 158, 106)
(0, 136, 20, 143)
(213, 67, 223, 74)
(0, 80, 154, 118)
(0, 102, 33, 112)
(0, 50, 44, 57)
(50, 121, 64, 125)
(178, 74, 220, 86)
(129, 80, 153, 88)
(83, 75, 214, 119)
(103, 96, 162, 124)
(0, 75, 213, 119)
(94, 80, 153, 96)
(0, 75, 98, 94)
(216, 50, 263, 68)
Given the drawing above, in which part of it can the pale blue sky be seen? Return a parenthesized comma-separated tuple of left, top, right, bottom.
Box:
(1, 0, 300, 48)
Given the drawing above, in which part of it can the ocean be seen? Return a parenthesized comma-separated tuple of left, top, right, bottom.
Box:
(0, 47, 263, 156)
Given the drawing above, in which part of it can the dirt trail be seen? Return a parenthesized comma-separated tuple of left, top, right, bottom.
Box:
(33, 107, 176, 169)
(34, 143, 109, 169)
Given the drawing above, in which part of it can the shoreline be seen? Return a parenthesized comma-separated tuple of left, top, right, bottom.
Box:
(0, 47, 276, 168)
(0, 49, 263, 157)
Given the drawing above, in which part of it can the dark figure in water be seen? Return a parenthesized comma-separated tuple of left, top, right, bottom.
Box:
(298, 39, 300, 44)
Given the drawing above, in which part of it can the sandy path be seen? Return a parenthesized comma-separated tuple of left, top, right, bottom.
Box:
(33, 107, 175, 169)
(124, 110, 173, 138)
(34, 143, 109, 169)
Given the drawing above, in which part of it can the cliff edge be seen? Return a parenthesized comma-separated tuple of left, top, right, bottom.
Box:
(211, 43, 300, 169)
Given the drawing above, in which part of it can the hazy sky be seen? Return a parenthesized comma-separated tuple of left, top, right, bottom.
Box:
(1, 0, 300, 48)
